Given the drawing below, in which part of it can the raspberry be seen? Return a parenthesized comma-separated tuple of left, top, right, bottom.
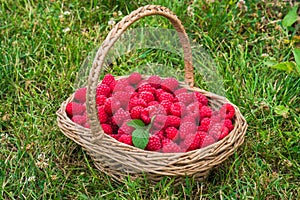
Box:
(74, 87, 87, 103)
(165, 115, 181, 128)
(154, 130, 165, 140)
(148, 101, 159, 107)
(125, 85, 136, 93)
(200, 106, 212, 119)
(194, 92, 208, 106)
(113, 91, 131, 107)
(146, 135, 162, 151)
(145, 104, 166, 117)
(162, 141, 181, 153)
(130, 106, 144, 119)
(71, 115, 86, 125)
(220, 103, 235, 119)
(208, 123, 222, 140)
(153, 114, 167, 130)
(155, 88, 165, 99)
(97, 106, 108, 124)
(211, 114, 222, 124)
(96, 95, 107, 106)
(104, 97, 121, 116)
(118, 134, 133, 146)
(223, 119, 234, 131)
(170, 102, 186, 117)
(183, 133, 202, 152)
(129, 98, 147, 110)
(218, 126, 229, 140)
(96, 84, 111, 97)
(147, 75, 161, 88)
(158, 92, 174, 103)
(138, 83, 156, 94)
(108, 133, 121, 140)
(186, 102, 200, 121)
(113, 78, 129, 92)
(83, 123, 90, 129)
(174, 88, 188, 96)
(139, 91, 155, 103)
(198, 117, 211, 132)
(128, 72, 142, 85)
(201, 135, 216, 148)
(101, 74, 115, 86)
(109, 80, 116, 92)
(179, 122, 197, 139)
(118, 122, 134, 135)
(112, 108, 130, 126)
(196, 131, 208, 147)
(177, 92, 194, 105)
(161, 78, 178, 92)
(181, 116, 196, 124)
(165, 127, 179, 140)
(160, 100, 172, 114)
(66, 102, 85, 117)
(101, 123, 113, 134)
(140, 113, 151, 125)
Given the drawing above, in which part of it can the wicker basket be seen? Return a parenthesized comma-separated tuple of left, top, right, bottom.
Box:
(56, 5, 248, 183)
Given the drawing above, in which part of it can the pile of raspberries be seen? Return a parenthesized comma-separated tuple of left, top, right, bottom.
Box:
(66, 73, 235, 153)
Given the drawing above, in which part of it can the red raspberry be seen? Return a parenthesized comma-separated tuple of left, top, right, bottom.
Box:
(158, 92, 174, 103)
(108, 133, 121, 140)
(161, 78, 178, 92)
(165, 115, 181, 128)
(211, 114, 222, 124)
(118, 122, 134, 135)
(71, 115, 86, 125)
(125, 85, 136, 93)
(74, 87, 87, 103)
(96, 95, 107, 106)
(140, 113, 151, 125)
(218, 126, 229, 140)
(101, 74, 115, 86)
(96, 84, 111, 97)
(177, 92, 194, 105)
(165, 127, 179, 140)
(113, 78, 129, 92)
(130, 106, 144, 119)
(153, 114, 167, 130)
(154, 130, 165, 140)
(201, 135, 216, 148)
(186, 102, 200, 121)
(220, 103, 235, 119)
(208, 123, 222, 140)
(104, 97, 121, 116)
(155, 88, 165, 99)
(223, 119, 234, 131)
(138, 83, 156, 94)
(147, 75, 161, 88)
(200, 106, 212, 119)
(170, 102, 181, 117)
(198, 117, 211, 132)
(66, 102, 85, 117)
(162, 141, 181, 153)
(174, 88, 188, 96)
(128, 72, 142, 85)
(139, 91, 155, 103)
(109, 80, 116, 92)
(97, 106, 108, 124)
(146, 135, 162, 151)
(183, 133, 202, 152)
(113, 91, 131, 107)
(179, 122, 197, 139)
(118, 134, 133, 146)
(145, 105, 166, 117)
(129, 98, 147, 110)
(160, 100, 172, 114)
(101, 123, 113, 134)
(181, 116, 196, 124)
(196, 131, 208, 147)
(194, 92, 208, 106)
(112, 108, 130, 126)
(148, 101, 159, 107)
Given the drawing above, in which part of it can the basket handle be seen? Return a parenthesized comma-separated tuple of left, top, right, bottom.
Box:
(86, 5, 193, 138)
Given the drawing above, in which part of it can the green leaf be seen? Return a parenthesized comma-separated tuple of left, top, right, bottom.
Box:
(132, 129, 149, 150)
(293, 48, 300, 74)
(282, 5, 298, 28)
(271, 61, 296, 73)
(274, 105, 289, 118)
(126, 119, 145, 129)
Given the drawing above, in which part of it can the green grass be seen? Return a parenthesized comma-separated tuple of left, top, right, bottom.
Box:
(1, 0, 300, 199)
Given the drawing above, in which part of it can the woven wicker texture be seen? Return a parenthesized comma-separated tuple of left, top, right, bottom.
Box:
(56, 5, 248, 183)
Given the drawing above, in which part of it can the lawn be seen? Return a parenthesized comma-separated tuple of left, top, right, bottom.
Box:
(1, 0, 299, 199)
